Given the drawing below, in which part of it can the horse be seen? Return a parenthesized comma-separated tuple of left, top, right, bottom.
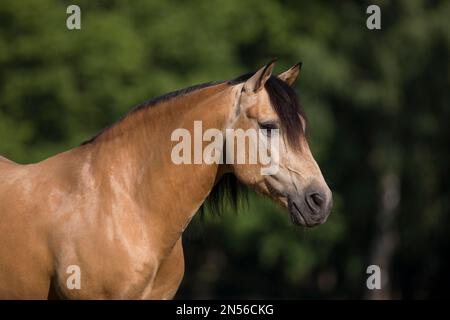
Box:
(0, 60, 332, 299)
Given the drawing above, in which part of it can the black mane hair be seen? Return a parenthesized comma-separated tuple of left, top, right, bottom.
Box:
(80, 81, 223, 145)
(229, 73, 305, 149)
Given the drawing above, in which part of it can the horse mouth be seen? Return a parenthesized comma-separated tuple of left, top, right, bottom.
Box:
(288, 198, 317, 228)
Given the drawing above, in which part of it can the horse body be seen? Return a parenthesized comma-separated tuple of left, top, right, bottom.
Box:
(0, 62, 333, 299)
(0, 83, 234, 299)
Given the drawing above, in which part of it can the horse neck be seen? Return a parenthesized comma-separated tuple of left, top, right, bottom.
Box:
(81, 83, 237, 247)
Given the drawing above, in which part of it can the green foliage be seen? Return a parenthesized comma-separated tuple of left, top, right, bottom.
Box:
(0, 0, 449, 298)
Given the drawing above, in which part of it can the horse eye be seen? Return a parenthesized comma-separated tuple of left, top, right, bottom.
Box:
(259, 122, 279, 131)
(258, 122, 279, 136)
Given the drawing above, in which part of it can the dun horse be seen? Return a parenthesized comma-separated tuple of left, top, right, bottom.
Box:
(0, 61, 332, 299)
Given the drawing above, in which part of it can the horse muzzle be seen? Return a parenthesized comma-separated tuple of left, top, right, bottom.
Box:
(288, 183, 332, 227)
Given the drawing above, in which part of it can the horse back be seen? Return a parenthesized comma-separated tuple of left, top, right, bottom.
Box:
(0, 155, 16, 165)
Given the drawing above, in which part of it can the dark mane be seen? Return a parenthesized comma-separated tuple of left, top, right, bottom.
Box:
(81, 69, 305, 218)
(81, 80, 224, 145)
(132, 80, 225, 113)
(229, 73, 305, 149)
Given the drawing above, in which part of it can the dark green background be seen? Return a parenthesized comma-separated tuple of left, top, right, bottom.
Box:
(0, 0, 449, 299)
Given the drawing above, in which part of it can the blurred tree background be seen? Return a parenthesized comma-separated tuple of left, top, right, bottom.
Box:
(0, 0, 449, 299)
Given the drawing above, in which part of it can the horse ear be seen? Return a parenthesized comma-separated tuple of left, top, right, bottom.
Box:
(278, 62, 302, 86)
(243, 59, 276, 93)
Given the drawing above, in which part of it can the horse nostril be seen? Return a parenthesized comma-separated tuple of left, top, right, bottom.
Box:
(305, 192, 326, 215)
(311, 193, 324, 207)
